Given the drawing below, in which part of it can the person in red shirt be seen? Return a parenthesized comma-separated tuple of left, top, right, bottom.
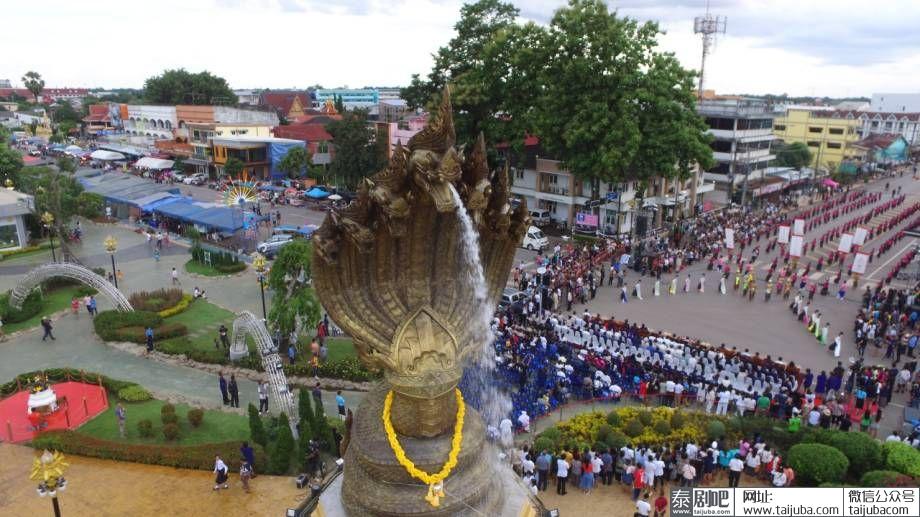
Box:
(632, 464, 645, 501)
(654, 488, 669, 517)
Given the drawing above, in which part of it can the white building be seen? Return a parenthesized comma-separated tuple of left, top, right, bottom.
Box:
(0, 79, 12, 89)
(870, 93, 920, 113)
(123, 105, 177, 140)
(0, 190, 35, 251)
(831, 110, 920, 146)
(234, 90, 261, 105)
(697, 98, 776, 204)
(510, 156, 713, 236)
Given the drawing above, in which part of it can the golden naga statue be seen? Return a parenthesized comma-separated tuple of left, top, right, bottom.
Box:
(312, 89, 529, 438)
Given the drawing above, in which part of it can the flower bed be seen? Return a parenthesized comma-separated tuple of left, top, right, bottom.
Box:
(93, 310, 188, 344)
(0, 368, 140, 398)
(128, 288, 185, 313)
(542, 407, 709, 452)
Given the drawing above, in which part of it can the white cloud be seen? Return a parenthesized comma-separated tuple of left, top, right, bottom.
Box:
(2, 0, 919, 97)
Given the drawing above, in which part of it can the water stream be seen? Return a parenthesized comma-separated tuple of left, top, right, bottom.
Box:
(449, 186, 512, 434)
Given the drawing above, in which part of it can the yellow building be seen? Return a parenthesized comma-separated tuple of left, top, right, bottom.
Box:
(772, 109, 861, 171)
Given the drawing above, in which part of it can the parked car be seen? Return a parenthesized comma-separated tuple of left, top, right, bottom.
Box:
(183, 173, 207, 185)
(171, 172, 187, 183)
(529, 209, 551, 227)
(272, 224, 318, 239)
(521, 225, 548, 251)
(572, 223, 597, 237)
(256, 233, 294, 257)
(498, 287, 526, 310)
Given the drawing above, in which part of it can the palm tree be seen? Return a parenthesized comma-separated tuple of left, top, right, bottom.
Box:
(21, 71, 45, 102)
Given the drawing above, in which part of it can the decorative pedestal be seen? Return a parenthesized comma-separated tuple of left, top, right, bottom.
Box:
(27, 388, 57, 413)
(337, 386, 518, 516)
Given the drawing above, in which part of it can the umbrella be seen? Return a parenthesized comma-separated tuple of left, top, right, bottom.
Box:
(64, 145, 83, 153)
(305, 187, 330, 200)
(328, 194, 343, 201)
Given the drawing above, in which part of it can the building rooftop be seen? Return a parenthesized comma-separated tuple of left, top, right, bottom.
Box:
(853, 133, 904, 149)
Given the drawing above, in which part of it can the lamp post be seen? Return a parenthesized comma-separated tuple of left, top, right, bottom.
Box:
(104, 235, 118, 288)
(41, 211, 56, 262)
(30, 449, 69, 517)
(253, 252, 267, 320)
(4, 178, 14, 190)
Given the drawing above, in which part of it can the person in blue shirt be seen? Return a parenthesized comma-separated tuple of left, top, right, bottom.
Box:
(336, 391, 346, 421)
(145, 326, 154, 354)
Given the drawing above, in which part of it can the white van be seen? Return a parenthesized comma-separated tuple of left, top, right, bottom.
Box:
(522, 225, 548, 251)
(529, 209, 551, 227)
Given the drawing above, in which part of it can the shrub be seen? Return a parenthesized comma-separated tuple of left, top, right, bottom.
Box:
(215, 262, 246, 274)
(538, 426, 562, 448)
(606, 411, 620, 427)
(161, 403, 176, 416)
(285, 357, 377, 382)
(162, 412, 178, 425)
(827, 431, 882, 475)
(706, 421, 726, 441)
(27, 431, 267, 472)
(128, 289, 185, 313)
(596, 424, 613, 443)
(31, 435, 64, 451)
(112, 323, 187, 343)
(0, 290, 42, 323)
(637, 411, 653, 426)
(248, 404, 267, 448)
(137, 419, 154, 438)
(187, 408, 204, 428)
(94, 310, 163, 341)
(653, 420, 672, 436)
(881, 441, 920, 478)
(604, 431, 628, 451)
(117, 385, 152, 402)
(269, 413, 295, 474)
(624, 419, 644, 438)
(787, 443, 849, 486)
(860, 470, 916, 487)
(158, 294, 193, 318)
(533, 437, 554, 454)
(162, 423, 180, 441)
(670, 411, 686, 429)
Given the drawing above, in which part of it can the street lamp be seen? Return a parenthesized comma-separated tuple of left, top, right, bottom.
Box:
(41, 211, 56, 262)
(30, 449, 69, 517)
(104, 235, 118, 288)
(4, 178, 14, 190)
(252, 252, 268, 320)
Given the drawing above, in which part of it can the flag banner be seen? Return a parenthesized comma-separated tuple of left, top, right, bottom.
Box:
(790, 235, 804, 257)
(838, 233, 853, 254)
(778, 225, 790, 244)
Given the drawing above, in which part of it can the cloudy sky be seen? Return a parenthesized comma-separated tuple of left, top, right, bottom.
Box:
(4, 0, 920, 98)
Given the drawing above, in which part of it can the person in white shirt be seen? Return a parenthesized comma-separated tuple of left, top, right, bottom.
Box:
(728, 455, 744, 488)
(771, 468, 787, 487)
(555, 457, 569, 495)
(522, 455, 535, 477)
(885, 432, 903, 443)
(716, 390, 731, 415)
(745, 450, 761, 476)
(636, 493, 652, 517)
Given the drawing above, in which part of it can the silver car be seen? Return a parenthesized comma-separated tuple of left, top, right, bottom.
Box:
(256, 234, 293, 257)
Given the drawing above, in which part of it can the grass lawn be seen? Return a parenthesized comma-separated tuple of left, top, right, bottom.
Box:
(157, 299, 257, 360)
(4, 286, 91, 334)
(77, 399, 250, 445)
(184, 259, 245, 277)
(324, 337, 357, 362)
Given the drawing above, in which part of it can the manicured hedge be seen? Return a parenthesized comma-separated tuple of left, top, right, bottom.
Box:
(30, 431, 268, 473)
(284, 356, 377, 382)
(1, 368, 138, 398)
(158, 294, 193, 318)
(881, 441, 920, 478)
(0, 290, 43, 323)
(215, 262, 246, 274)
(827, 431, 882, 476)
(787, 443, 849, 486)
(860, 470, 917, 487)
(117, 385, 152, 402)
(93, 310, 188, 343)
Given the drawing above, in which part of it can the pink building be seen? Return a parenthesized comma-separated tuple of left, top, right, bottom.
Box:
(376, 115, 427, 158)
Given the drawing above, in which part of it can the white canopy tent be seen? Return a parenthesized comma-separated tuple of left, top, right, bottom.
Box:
(135, 157, 175, 170)
(89, 150, 126, 161)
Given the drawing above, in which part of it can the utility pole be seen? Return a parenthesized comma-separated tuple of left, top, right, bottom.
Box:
(693, 1, 727, 98)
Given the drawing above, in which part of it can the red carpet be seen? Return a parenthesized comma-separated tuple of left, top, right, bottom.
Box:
(0, 381, 109, 444)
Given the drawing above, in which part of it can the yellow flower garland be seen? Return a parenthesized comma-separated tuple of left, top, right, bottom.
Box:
(382, 388, 465, 508)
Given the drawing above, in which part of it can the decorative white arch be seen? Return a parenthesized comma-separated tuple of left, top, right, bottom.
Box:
(10, 263, 133, 312)
(230, 311, 297, 436)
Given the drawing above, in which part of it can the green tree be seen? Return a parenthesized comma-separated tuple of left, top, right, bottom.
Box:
(333, 94, 345, 114)
(277, 146, 311, 178)
(774, 141, 813, 169)
(269, 413, 295, 474)
(76, 192, 105, 218)
(56, 155, 77, 174)
(21, 71, 44, 101)
(297, 389, 316, 466)
(312, 397, 336, 454)
(143, 68, 236, 106)
(326, 109, 381, 189)
(223, 157, 244, 179)
(401, 0, 520, 144)
(247, 403, 267, 447)
(0, 144, 24, 185)
(267, 240, 322, 338)
(51, 101, 81, 125)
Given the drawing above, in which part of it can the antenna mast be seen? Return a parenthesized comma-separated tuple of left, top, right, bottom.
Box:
(693, 0, 727, 98)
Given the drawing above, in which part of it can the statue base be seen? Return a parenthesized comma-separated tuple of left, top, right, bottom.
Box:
(327, 385, 534, 516)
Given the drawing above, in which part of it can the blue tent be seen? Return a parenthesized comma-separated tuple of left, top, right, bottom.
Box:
(305, 186, 330, 199)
